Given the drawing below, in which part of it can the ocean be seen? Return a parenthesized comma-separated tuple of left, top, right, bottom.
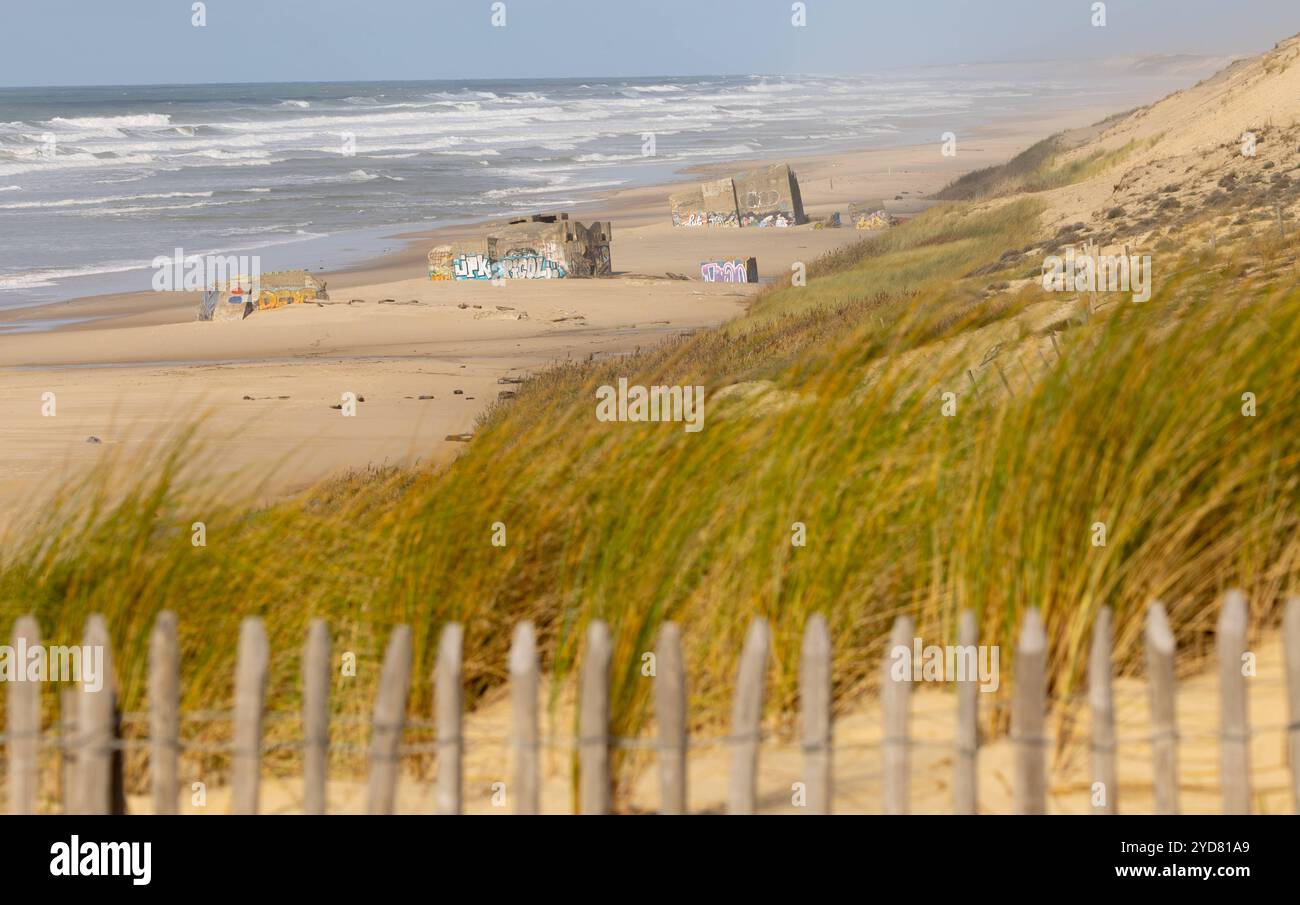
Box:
(0, 71, 1162, 309)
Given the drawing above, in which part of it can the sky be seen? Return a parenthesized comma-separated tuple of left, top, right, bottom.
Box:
(1, 0, 1298, 87)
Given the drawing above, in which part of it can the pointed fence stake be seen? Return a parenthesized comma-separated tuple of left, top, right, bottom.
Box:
(954, 610, 979, 815)
(148, 611, 179, 815)
(302, 619, 331, 815)
(1013, 609, 1047, 815)
(882, 614, 913, 815)
(231, 618, 269, 815)
(1145, 601, 1179, 815)
(78, 615, 118, 815)
(509, 622, 540, 815)
(800, 614, 832, 815)
(1089, 607, 1116, 814)
(579, 621, 612, 815)
(366, 625, 412, 815)
(727, 618, 769, 815)
(655, 622, 687, 815)
(7, 616, 41, 815)
(435, 623, 463, 816)
(1217, 591, 1250, 814)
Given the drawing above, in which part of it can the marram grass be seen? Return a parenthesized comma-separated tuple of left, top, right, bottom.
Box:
(3, 204, 1298, 791)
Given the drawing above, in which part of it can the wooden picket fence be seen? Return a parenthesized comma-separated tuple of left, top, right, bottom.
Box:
(4, 592, 1300, 814)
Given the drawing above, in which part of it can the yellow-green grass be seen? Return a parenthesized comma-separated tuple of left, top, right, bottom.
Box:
(748, 198, 1043, 324)
(933, 127, 1149, 202)
(3, 205, 1298, 793)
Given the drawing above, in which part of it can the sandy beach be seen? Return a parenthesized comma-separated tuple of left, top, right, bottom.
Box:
(0, 104, 1137, 516)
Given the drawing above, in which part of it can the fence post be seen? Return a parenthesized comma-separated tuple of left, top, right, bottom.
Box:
(579, 621, 611, 815)
(435, 623, 463, 816)
(727, 618, 769, 815)
(655, 621, 687, 815)
(800, 614, 832, 815)
(78, 614, 117, 815)
(60, 687, 77, 813)
(1145, 601, 1179, 815)
(302, 619, 330, 815)
(883, 614, 913, 815)
(1089, 607, 1116, 814)
(1284, 597, 1300, 815)
(231, 617, 269, 815)
(1013, 608, 1047, 815)
(148, 611, 179, 815)
(509, 622, 540, 815)
(1217, 590, 1250, 814)
(7, 616, 41, 815)
(366, 625, 412, 815)
(954, 610, 979, 815)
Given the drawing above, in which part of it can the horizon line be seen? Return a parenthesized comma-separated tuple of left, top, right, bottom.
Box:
(0, 51, 1245, 93)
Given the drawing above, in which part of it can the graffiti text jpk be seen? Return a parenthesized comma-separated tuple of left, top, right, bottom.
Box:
(596, 378, 704, 433)
(888, 637, 1000, 692)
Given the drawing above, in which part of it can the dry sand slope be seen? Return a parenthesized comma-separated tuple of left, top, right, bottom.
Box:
(1034, 33, 1300, 234)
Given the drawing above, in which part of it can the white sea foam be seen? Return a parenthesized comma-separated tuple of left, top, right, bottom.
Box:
(0, 191, 212, 210)
(1, 71, 1105, 305)
(47, 113, 173, 130)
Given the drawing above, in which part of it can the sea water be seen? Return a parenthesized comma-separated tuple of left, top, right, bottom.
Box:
(0, 69, 1187, 311)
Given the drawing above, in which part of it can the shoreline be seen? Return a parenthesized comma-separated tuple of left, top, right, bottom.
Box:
(0, 97, 1165, 514)
(0, 96, 1157, 339)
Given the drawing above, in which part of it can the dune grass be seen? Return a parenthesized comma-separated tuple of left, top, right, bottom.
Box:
(3, 199, 1299, 795)
(748, 198, 1043, 323)
(933, 128, 1146, 201)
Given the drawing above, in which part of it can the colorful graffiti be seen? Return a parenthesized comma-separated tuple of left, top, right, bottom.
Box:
(452, 251, 567, 281)
(494, 252, 566, 279)
(739, 212, 792, 228)
(850, 209, 894, 230)
(453, 253, 494, 280)
(671, 209, 740, 228)
(700, 258, 757, 283)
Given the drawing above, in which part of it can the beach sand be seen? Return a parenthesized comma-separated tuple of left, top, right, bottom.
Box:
(0, 105, 1125, 516)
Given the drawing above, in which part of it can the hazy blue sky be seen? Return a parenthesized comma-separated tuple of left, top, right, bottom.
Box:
(2, 0, 1298, 87)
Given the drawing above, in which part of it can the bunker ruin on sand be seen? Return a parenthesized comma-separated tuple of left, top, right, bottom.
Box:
(669, 163, 806, 228)
(429, 213, 613, 281)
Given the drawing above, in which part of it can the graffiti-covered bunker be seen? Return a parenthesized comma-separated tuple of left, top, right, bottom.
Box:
(429, 213, 612, 281)
(669, 162, 807, 228)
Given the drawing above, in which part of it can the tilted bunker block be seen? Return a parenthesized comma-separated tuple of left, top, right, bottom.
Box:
(565, 219, 613, 276)
(670, 177, 739, 227)
(670, 163, 805, 227)
(732, 163, 806, 227)
(443, 213, 612, 280)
